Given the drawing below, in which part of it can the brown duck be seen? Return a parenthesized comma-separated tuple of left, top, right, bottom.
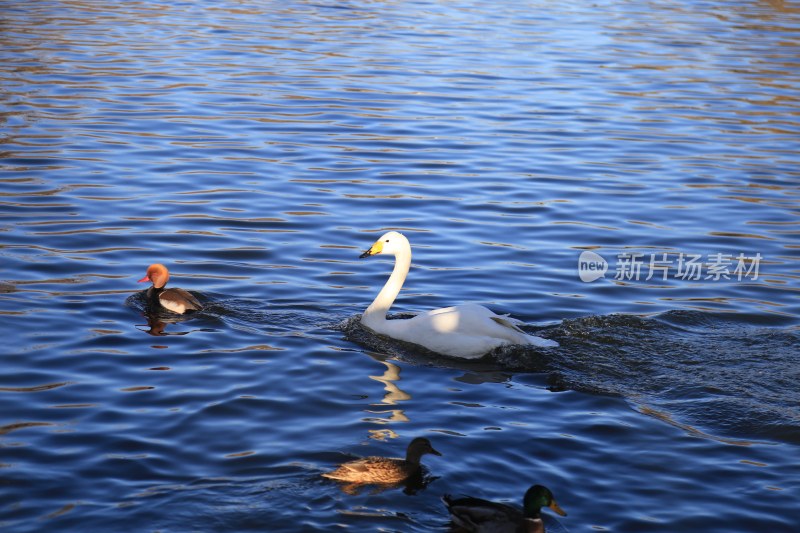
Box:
(322, 437, 442, 484)
(138, 263, 202, 315)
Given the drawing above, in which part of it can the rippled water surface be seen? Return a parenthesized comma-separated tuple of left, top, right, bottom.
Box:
(2, 0, 799, 531)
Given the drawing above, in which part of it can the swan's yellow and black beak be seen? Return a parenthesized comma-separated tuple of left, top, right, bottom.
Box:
(359, 240, 383, 259)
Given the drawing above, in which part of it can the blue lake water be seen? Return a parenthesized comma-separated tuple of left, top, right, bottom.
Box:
(1, 0, 799, 531)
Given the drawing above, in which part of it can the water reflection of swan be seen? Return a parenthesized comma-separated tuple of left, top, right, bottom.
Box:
(359, 231, 558, 359)
(365, 360, 410, 424)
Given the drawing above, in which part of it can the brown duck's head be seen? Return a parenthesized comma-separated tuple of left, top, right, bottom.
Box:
(138, 263, 170, 289)
(406, 437, 442, 463)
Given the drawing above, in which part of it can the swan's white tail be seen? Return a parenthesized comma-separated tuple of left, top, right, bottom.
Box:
(525, 334, 559, 348)
(491, 316, 559, 348)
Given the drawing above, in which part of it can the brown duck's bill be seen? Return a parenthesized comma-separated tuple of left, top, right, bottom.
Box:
(431, 447, 443, 456)
(138, 275, 151, 283)
(549, 499, 567, 516)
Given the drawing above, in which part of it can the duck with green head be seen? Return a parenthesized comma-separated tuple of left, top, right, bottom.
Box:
(322, 437, 441, 485)
(442, 484, 567, 533)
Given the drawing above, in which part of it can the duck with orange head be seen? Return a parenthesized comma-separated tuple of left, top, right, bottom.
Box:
(138, 263, 202, 315)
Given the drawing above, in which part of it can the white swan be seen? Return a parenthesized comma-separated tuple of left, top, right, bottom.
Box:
(359, 231, 558, 359)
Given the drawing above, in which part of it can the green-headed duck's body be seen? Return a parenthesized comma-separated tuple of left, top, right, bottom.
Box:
(442, 484, 567, 533)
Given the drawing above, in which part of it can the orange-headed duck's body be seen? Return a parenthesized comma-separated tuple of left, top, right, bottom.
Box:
(138, 263, 202, 315)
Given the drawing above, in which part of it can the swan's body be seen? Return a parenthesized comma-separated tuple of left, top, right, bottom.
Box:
(138, 263, 202, 315)
(359, 232, 558, 359)
(442, 484, 567, 533)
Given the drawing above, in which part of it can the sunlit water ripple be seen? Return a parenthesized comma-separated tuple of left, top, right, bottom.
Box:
(1, 0, 799, 531)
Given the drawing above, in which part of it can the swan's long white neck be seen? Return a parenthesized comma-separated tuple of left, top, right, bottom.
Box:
(362, 243, 411, 329)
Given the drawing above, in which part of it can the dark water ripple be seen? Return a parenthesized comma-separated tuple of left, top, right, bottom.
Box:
(340, 310, 800, 444)
(2, 0, 800, 531)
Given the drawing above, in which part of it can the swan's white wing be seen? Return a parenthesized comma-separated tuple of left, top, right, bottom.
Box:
(490, 315, 526, 332)
(429, 304, 557, 347)
(377, 304, 557, 358)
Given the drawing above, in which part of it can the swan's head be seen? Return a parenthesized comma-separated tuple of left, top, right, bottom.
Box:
(359, 231, 409, 258)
